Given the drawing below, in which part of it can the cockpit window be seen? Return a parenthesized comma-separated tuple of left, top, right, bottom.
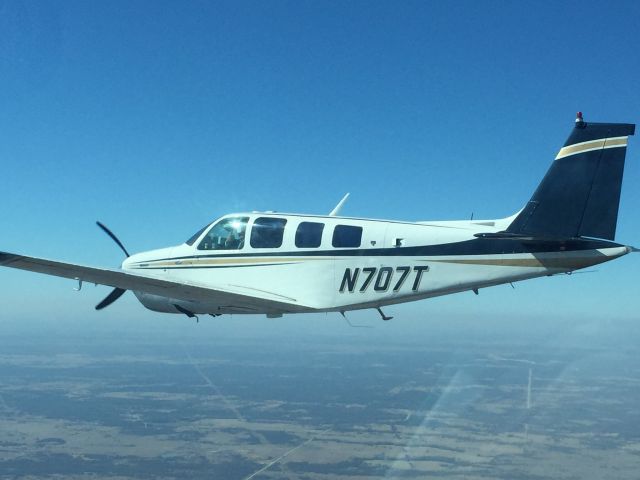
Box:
(250, 217, 287, 248)
(197, 217, 249, 250)
(185, 223, 210, 246)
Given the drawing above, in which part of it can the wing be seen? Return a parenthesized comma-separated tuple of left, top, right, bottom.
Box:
(0, 251, 312, 314)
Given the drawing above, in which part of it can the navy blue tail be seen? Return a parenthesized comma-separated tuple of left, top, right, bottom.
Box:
(506, 116, 635, 241)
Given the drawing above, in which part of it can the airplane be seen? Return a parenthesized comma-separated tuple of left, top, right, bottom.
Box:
(0, 113, 636, 321)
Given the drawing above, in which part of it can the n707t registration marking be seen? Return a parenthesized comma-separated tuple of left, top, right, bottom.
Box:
(339, 266, 429, 293)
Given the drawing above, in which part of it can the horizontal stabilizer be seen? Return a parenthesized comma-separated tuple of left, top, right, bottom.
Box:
(474, 232, 566, 241)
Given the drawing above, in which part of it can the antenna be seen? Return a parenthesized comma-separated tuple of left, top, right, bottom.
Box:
(329, 193, 350, 216)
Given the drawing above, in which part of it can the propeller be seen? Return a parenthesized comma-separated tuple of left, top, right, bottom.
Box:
(95, 287, 126, 310)
(96, 221, 130, 257)
(95, 221, 129, 310)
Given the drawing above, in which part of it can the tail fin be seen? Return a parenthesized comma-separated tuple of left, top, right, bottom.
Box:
(506, 114, 635, 240)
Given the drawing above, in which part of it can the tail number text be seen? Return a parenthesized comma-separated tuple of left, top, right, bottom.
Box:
(339, 266, 429, 293)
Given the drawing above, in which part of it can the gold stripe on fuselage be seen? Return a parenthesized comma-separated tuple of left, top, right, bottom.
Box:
(132, 254, 606, 271)
(133, 256, 334, 268)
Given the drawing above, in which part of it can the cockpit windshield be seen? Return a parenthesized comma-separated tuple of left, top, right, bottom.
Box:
(185, 223, 211, 246)
(197, 217, 249, 250)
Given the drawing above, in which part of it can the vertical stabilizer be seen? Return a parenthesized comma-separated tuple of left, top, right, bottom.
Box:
(506, 114, 635, 240)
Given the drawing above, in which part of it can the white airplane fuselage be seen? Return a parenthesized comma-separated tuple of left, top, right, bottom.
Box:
(124, 212, 630, 316)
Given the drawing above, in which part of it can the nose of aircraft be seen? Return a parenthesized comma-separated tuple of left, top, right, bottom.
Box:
(121, 256, 134, 270)
(120, 247, 176, 271)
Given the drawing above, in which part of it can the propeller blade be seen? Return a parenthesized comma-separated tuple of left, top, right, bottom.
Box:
(96, 221, 130, 258)
(95, 287, 126, 310)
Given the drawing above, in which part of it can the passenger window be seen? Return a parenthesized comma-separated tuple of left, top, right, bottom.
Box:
(250, 217, 287, 248)
(332, 225, 362, 248)
(295, 222, 324, 248)
(197, 217, 248, 250)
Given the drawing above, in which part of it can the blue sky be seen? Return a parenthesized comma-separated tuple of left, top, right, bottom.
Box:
(1, 0, 639, 327)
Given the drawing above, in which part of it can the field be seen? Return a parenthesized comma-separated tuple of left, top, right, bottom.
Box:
(1, 315, 639, 479)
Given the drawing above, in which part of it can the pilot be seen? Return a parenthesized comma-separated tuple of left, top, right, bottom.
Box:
(224, 229, 245, 249)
